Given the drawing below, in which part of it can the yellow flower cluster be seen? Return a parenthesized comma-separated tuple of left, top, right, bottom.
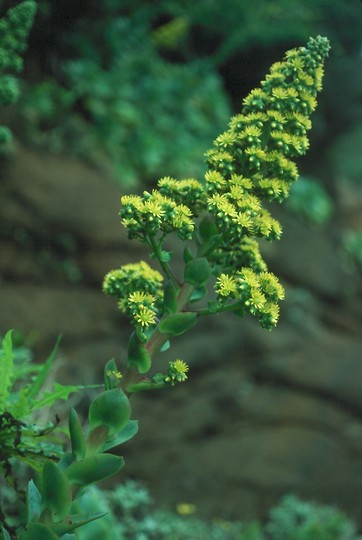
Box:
(120, 189, 195, 241)
(203, 36, 329, 326)
(107, 37, 329, 332)
(158, 176, 207, 216)
(215, 268, 285, 329)
(164, 359, 189, 385)
(103, 262, 163, 329)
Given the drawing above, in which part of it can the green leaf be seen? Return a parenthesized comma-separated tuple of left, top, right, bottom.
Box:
(66, 454, 124, 486)
(26, 480, 41, 524)
(0, 330, 15, 413)
(159, 250, 173, 262)
(26, 336, 62, 401)
(102, 419, 139, 451)
(33, 382, 99, 410)
(69, 407, 86, 461)
(42, 461, 72, 521)
(104, 358, 119, 390)
(12, 363, 42, 382)
(208, 301, 219, 314)
(128, 332, 151, 374)
(183, 246, 194, 263)
(20, 523, 59, 540)
(51, 512, 107, 536)
(190, 286, 207, 303)
(88, 388, 131, 435)
(159, 340, 170, 352)
(163, 280, 178, 314)
(158, 312, 197, 336)
(184, 257, 211, 286)
(2, 527, 11, 540)
(198, 215, 218, 242)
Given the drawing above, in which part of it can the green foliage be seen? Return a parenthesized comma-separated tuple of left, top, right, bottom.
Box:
(265, 495, 362, 540)
(342, 230, 362, 271)
(329, 127, 362, 185)
(0, 332, 137, 538)
(0, 330, 14, 412)
(0, 0, 36, 145)
(19, 11, 230, 185)
(73, 483, 362, 540)
(0, 333, 93, 474)
(286, 176, 333, 225)
(74, 480, 248, 540)
(156, 0, 360, 63)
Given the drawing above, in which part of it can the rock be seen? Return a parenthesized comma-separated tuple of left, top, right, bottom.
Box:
(2, 146, 126, 246)
(264, 211, 348, 301)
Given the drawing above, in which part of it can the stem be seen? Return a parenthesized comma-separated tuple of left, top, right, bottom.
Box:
(176, 282, 194, 310)
(122, 280, 195, 394)
(147, 233, 179, 287)
(195, 299, 244, 317)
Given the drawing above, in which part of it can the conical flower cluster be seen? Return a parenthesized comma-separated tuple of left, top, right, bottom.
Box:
(106, 36, 330, 330)
(204, 35, 330, 272)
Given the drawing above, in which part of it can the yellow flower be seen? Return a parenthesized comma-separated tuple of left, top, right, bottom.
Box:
(173, 359, 189, 375)
(143, 199, 165, 219)
(176, 503, 197, 515)
(216, 274, 237, 297)
(134, 306, 156, 328)
(128, 291, 155, 305)
(106, 369, 123, 380)
(167, 359, 189, 383)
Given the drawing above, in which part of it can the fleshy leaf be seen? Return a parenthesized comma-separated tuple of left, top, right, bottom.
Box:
(69, 407, 86, 461)
(42, 462, 72, 521)
(184, 257, 211, 286)
(190, 286, 207, 303)
(88, 388, 131, 434)
(21, 523, 58, 540)
(104, 358, 119, 390)
(128, 332, 152, 374)
(158, 312, 197, 336)
(51, 512, 107, 536)
(66, 454, 125, 486)
(102, 419, 139, 451)
(26, 479, 41, 524)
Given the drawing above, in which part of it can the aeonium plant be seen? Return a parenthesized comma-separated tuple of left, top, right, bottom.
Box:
(103, 35, 330, 393)
(6, 35, 330, 539)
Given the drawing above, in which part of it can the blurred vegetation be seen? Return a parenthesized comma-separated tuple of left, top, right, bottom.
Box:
(286, 176, 333, 225)
(74, 482, 362, 540)
(342, 230, 362, 272)
(0, 0, 36, 145)
(5, 0, 360, 192)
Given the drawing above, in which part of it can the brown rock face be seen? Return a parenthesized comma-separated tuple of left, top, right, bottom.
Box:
(1, 147, 362, 524)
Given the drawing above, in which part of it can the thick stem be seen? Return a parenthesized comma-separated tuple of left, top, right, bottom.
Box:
(122, 280, 194, 394)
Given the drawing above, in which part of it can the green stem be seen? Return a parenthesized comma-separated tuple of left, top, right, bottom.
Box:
(122, 280, 195, 393)
(147, 233, 179, 287)
(176, 281, 194, 310)
(195, 299, 244, 317)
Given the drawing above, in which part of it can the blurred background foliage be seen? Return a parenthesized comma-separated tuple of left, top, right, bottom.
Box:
(4, 0, 361, 197)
